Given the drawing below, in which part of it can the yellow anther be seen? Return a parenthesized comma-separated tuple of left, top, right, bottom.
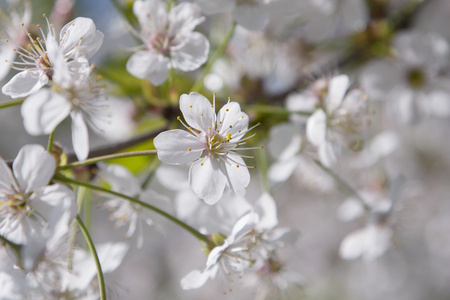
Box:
(213, 92, 216, 96)
(226, 133, 231, 140)
(228, 97, 231, 100)
(5, 39, 8, 43)
(211, 105, 214, 108)
(229, 125, 232, 128)
(188, 127, 192, 130)
(43, 13, 46, 17)
(188, 148, 192, 151)
(201, 163, 204, 166)
(200, 113, 203, 117)
(177, 116, 181, 120)
(226, 109, 229, 112)
(236, 165, 239, 168)
(190, 105, 192, 108)
(21, 23, 24, 26)
(208, 126, 211, 130)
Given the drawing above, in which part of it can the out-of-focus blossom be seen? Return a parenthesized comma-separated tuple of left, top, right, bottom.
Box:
(2, 16, 103, 98)
(361, 30, 450, 124)
(154, 93, 258, 205)
(288, 74, 369, 167)
(99, 163, 170, 249)
(0, 144, 76, 244)
(196, 0, 273, 31)
(20, 57, 108, 161)
(0, 4, 31, 82)
(267, 122, 335, 191)
(181, 193, 298, 290)
(126, 0, 209, 86)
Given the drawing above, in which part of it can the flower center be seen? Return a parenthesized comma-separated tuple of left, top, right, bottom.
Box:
(147, 32, 172, 55)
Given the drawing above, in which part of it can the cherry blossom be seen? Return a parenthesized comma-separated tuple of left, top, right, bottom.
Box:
(126, 0, 209, 86)
(154, 92, 259, 204)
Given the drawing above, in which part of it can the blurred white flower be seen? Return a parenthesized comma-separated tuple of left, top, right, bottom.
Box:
(0, 4, 31, 82)
(267, 122, 335, 191)
(126, 0, 209, 86)
(20, 57, 108, 161)
(2, 16, 103, 98)
(0, 144, 77, 244)
(154, 92, 258, 204)
(181, 193, 298, 290)
(361, 30, 450, 124)
(288, 74, 368, 167)
(99, 163, 170, 249)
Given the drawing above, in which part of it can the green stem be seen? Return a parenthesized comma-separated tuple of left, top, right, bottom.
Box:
(314, 160, 370, 211)
(0, 98, 25, 109)
(47, 130, 55, 153)
(55, 174, 208, 243)
(191, 22, 237, 92)
(76, 215, 106, 300)
(59, 150, 157, 170)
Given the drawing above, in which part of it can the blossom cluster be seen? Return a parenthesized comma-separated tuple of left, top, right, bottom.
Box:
(0, 0, 449, 299)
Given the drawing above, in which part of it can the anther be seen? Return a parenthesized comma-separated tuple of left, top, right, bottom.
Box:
(226, 109, 229, 112)
(201, 163, 204, 166)
(177, 116, 181, 120)
(200, 113, 203, 116)
(188, 148, 192, 151)
(190, 105, 192, 108)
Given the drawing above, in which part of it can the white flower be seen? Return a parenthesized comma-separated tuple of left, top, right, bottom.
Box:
(20, 57, 108, 161)
(289, 74, 368, 167)
(267, 122, 335, 191)
(196, 0, 272, 31)
(99, 163, 170, 249)
(360, 30, 450, 124)
(2, 16, 103, 98)
(180, 193, 298, 290)
(154, 92, 258, 204)
(126, 0, 209, 86)
(0, 4, 31, 82)
(0, 144, 77, 244)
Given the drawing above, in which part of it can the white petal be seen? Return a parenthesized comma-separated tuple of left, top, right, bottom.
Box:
(306, 109, 327, 146)
(2, 69, 47, 98)
(221, 152, 250, 197)
(267, 123, 302, 161)
(46, 33, 71, 87)
(395, 88, 420, 124)
(155, 163, 190, 191)
(254, 193, 278, 230)
(318, 140, 338, 168)
(179, 92, 215, 132)
(100, 164, 141, 196)
(154, 129, 205, 165)
(268, 157, 299, 184)
(13, 144, 55, 194)
(180, 268, 215, 290)
(133, 0, 167, 33)
(168, 2, 204, 36)
(59, 17, 104, 59)
(29, 184, 77, 226)
(360, 59, 401, 101)
(0, 158, 17, 196)
(126, 51, 170, 86)
(337, 198, 364, 222)
(71, 111, 89, 162)
(171, 32, 209, 72)
(233, 3, 270, 31)
(97, 242, 129, 273)
(0, 44, 16, 82)
(326, 74, 349, 111)
(189, 156, 227, 205)
(216, 102, 249, 142)
(21, 89, 71, 135)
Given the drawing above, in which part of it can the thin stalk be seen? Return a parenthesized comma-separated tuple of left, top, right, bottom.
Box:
(47, 130, 55, 152)
(191, 22, 236, 92)
(314, 160, 370, 211)
(55, 174, 209, 243)
(0, 98, 25, 109)
(76, 215, 106, 300)
(60, 150, 157, 170)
